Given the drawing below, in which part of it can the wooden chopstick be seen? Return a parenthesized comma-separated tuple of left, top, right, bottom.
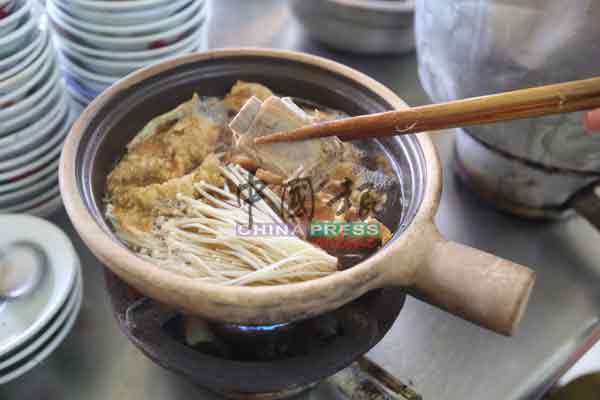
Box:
(254, 76, 600, 144)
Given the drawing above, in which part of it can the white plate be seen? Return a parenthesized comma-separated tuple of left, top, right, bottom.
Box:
(0, 76, 62, 136)
(0, 89, 69, 160)
(0, 215, 78, 357)
(0, 261, 80, 370)
(25, 192, 63, 218)
(0, 271, 82, 384)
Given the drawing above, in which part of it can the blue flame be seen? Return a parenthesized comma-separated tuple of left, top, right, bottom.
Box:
(235, 323, 289, 332)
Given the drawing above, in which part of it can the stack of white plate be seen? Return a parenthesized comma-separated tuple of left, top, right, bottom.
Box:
(46, 0, 208, 109)
(0, 0, 73, 218)
(0, 215, 82, 384)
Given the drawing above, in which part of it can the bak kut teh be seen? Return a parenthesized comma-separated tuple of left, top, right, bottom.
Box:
(105, 81, 401, 286)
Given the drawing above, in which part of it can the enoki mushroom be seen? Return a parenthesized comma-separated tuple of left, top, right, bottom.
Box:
(108, 165, 338, 286)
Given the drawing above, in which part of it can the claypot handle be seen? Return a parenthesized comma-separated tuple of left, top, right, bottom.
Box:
(409, 231, 536, 336)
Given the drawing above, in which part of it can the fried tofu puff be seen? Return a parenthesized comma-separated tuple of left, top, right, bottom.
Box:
(110, 155, 224, 232)
(107, 95, 222, 233)
(108, 97, 220, 190)
(223, 81, 273, 114)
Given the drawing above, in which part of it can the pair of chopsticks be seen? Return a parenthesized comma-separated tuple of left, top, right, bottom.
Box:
(255, 77, 600, 145)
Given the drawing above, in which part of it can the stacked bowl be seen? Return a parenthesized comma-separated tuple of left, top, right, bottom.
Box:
(0, 0, 73, 218)
(46, 0, 209, 110)
(0, 215, 82, 384)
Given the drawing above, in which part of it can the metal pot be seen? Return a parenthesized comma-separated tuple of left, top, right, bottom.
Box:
(415, 0, 600, 228)
(59, 48, 534, 336)
(454, 129, 600, 229)
(290, 0, 415, 55)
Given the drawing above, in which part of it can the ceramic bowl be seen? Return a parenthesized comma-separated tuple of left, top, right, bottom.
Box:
(52, 0, 203, 37)
(0, 27, 41, 74)
(0, 34, 52, 97)
(1, 185, 60, 213)
(0, 9, 36, 58)
(0, 81, 62, 136)
(0, 0, 17, 11)
(27, 192, 64, 217)
(60, 49, 535, 336)
(0, 171, 58, 209)
(63, 72, 101, 100)
(0, 124, 63, 183)
(0, 158, 57, 194)
(290, 0, 415, 55)
(58, 0, 194, 26)
(52, 21, 205, 61)
(0, 64, 61, 123)
(0, 45, 55, 110)
(0, 0, 29, 37)
(60, 53, 116, 84)
(0, 88, 68, 161)
(58, 0, 177, 13)
(0, 110, 67, 172)
(56, 35, 201, 76)
(0, 26, 47, 83)
(67, 85, 90, 109)
(0, 171, 58, 205)
(48, 0, 206, 51)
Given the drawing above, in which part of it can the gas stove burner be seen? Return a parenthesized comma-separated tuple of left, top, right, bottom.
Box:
(232, 323, 290, 332)
(104, 270, 407, 399)
(215, 321, 293, 338)
(166, 308, 345, 363)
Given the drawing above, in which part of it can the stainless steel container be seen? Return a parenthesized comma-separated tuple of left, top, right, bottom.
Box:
(290, 0, 415, 55)
(415, 0, 600, 227)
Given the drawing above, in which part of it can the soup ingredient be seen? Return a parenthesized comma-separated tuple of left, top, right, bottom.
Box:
(105, 82, 397, 286)
(108, 95, 219, 190)
(224, 81, 274, 113)
(231, 95, 344, 188)
(108, 164, 337, 285)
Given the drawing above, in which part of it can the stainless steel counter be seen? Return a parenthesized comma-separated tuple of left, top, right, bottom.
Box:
(2, 1, 599, 399)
